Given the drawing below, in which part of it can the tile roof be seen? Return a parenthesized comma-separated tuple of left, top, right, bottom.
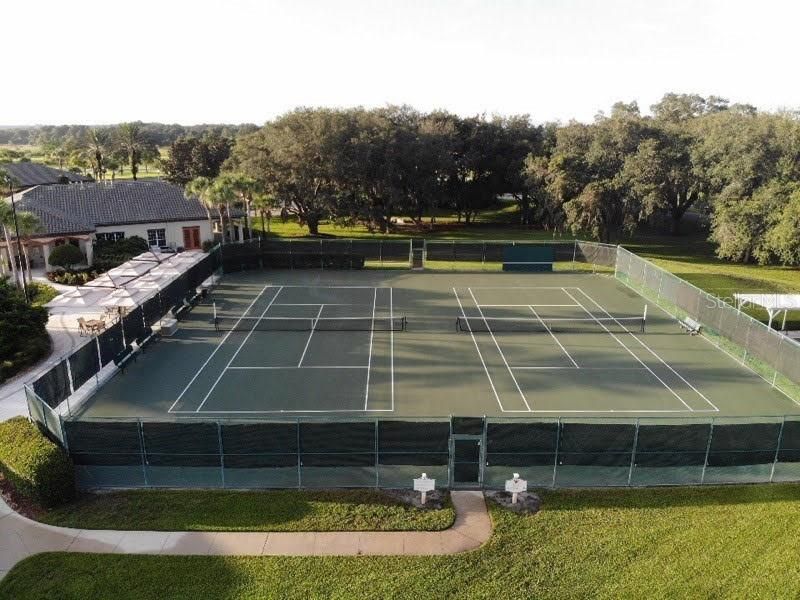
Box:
(1, 162, 93, 188)
(11, 180, 237, 237)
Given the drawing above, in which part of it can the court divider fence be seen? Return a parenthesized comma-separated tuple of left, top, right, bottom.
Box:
(37, 414, 800, 490)
(25, 249, 221, 425)
(615, 247, 800, 403)
(218, 237, 619, 273)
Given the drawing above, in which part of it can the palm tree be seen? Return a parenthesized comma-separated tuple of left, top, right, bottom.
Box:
(87, 128, 109, 180)
(185, 177, 223, 244)
(15, 212, 41, 284)
(215, 173, 262, 240)
(251, 190, 278, 234)
(116, 122, 145, 180)
(0, 201, 21, 289)
(1, 170, 21, 288)
(209, 178, 239, 242)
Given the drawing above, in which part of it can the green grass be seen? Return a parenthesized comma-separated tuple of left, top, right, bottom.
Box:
(37, 489, 454, 532)
(2, 484, 799, 599)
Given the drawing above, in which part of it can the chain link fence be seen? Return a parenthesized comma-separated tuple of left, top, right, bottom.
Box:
(615, 247, 800, 403)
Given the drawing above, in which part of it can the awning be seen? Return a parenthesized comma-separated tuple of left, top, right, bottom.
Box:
(735, 293, 800, 330)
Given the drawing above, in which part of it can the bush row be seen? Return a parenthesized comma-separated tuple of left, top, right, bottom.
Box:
(0, 280, 51, 383)
(0, 417, 74, 507)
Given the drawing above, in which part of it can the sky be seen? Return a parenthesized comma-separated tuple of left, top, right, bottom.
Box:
(3, 0, 799, 126)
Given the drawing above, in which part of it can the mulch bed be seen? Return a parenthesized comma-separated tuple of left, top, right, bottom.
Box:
(0, 473, 45, 520)
(485, 490, 542, 514)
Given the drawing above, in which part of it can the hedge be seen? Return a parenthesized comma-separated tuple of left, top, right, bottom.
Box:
(0, 417, 75, 507)
(0, 280, 51, 383)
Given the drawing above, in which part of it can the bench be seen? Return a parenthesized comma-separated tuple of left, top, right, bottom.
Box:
(136, 327, 160, 352)
(679, 316, 702, 335)
(113, 344, 138, 373)
(171, 302, 192, 320)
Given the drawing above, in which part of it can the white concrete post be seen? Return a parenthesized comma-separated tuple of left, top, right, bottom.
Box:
(84, 238, 94, 267)
(42, 243, 52, 272)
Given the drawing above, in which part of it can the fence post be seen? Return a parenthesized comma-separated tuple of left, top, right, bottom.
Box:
(138, 419, 149, 487)
(375, 419, 380, 488)
(627, 418, 640, 486)
(772, 335, 785, 388)
(552, 418, 561, 488)
(217, 421, 225, 489)
(296, 418, 302, 489)
(572, 241, 578, 270)
(770, 418, 785, 483)
(700, 419, 714, 484)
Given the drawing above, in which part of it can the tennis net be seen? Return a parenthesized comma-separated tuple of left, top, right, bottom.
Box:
(214, 315, 407, 332)
(456, 315, 645, 333)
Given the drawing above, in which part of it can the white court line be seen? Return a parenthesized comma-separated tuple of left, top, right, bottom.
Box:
(480, 304, 580, 308)
(468, 286, 582, 290)
(528, 305, 580, 368)
(184, 408, 396, 414)
(452, 288, 506, 412)
(576, 287, 721, 412)
(363, 287, 378, 410)
(272, 303, 361, 306)
(615, 275, 800, 407)
(228, 366, 369, 369)
(512, 366, 649, 370)
(468, 287, 532, 412)
(270, 285, 388, 289)
(297, 305, 325, 367)
(194, 286, 284, 412)
(169, 283, 272, 412)
(561, 288, 694, 412)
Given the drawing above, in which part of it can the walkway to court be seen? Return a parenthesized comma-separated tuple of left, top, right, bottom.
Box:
(0, 491, 491, 580)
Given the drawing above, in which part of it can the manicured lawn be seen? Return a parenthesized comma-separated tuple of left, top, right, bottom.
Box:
(2, 484, 798, 599)
(38, 489, 454, 532)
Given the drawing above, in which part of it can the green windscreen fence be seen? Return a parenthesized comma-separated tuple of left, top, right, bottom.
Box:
(32, 360, 71, 409)
(62, 416, 800, 490)
(68, 340, 100, 391)
(502, 245, 554, 272)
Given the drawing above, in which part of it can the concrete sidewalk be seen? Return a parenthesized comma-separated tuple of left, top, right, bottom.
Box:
(0, 491, 491, 580)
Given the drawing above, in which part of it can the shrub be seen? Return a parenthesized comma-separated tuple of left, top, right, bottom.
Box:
(27, 282, 59, 307)
(0, 417, 75, 507)
(45, 268, 98, 286)
(48, 244, 85, 269)
(202, 239, 216, 252)
(0, 280, 50, 383)
(93, 235, 149, 271)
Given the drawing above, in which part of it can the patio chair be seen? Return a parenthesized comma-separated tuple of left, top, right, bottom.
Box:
(77, 318, 90, 337)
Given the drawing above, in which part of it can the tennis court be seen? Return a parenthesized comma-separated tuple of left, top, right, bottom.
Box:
(72, 270, 800, 420)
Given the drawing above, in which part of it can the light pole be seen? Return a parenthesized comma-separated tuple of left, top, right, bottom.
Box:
(5, 176, 29, 303)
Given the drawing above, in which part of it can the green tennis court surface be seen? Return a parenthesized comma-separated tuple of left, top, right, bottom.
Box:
(72, 270, 800, 420)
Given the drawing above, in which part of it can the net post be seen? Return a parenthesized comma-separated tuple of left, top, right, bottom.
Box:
(642, 305, 648, 333)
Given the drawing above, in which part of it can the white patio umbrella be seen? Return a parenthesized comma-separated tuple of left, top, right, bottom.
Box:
(108, 261, 153, 278)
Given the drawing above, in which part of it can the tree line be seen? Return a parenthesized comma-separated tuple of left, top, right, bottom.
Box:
(5, 94, 800, 265)
(176, 95, 797, 265)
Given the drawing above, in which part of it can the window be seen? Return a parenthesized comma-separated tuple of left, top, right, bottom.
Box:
(96, 232, 125, 243)
(147, 228, 167, 247)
